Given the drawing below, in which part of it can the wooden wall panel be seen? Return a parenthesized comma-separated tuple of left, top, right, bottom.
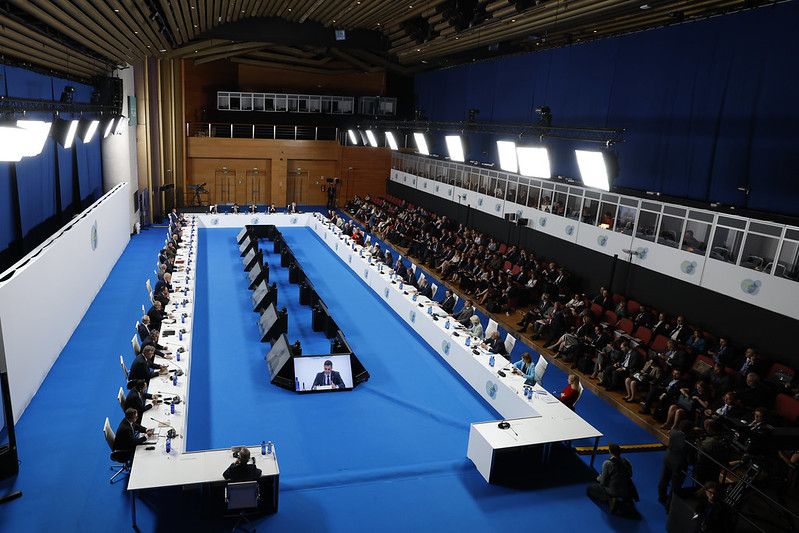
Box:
(237, 64, 386, 95)
(340, 146, 392, 202)
(183, 59, 238, 123)
(187, 158, 270, 205)
(287, 159, 338, 205)
(185, 139, 391, 207)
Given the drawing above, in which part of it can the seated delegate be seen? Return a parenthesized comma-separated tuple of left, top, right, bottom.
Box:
(512, 352, 537, 384)
(223, 447, 262, 481)
(113, 407, 154, 463)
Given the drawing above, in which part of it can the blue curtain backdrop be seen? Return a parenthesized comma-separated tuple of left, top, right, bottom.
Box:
(414, 3, 799, 217)
(0, 63, 102, 262)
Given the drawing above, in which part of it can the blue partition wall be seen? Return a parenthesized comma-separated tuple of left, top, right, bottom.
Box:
(0, 64, 103, 268)
(414, 3, 799, 217)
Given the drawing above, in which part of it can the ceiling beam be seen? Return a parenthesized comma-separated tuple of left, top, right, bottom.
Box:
(192, 43, 269, 64)
(168, 39, 231, 59)
(327, 47, 377, 72)
(231, 56, 356, 75)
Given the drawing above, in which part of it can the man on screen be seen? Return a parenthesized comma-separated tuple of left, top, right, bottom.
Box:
(312, 360, 345, 389)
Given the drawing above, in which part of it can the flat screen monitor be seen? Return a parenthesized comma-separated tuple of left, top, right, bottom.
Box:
(239, 236, 256, 254)
(293, 354, 353, 392)
(252, 281, 268, 309)
(242, 249, 256, 268)
(236, 227, 249, 243)
(249, 262, 261, 283)
(259, 304, 278, 337)
(266, 335, 293, 380)
(331, 330, 352, 354)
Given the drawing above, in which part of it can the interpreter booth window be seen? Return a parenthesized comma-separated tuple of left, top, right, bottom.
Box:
(491, 175, 506, 199)
(739, 222, 783, 273)
(657, 206, 686, 248)
(636, 204, 660, 242)
(682, 211, 714, 255)
(615, 199, 638, 235)
(709, 218, 746, 263)
(505, 176, 518, 203)
(565, 192, 582, 220)
(581, 194, 600, 225)
(274, 96, 287, 112)
(516, 178, 529, 207)
(253, 95, 265, 111)
(598, 198, 618, 230)
(240, 94, 253, 111)
(527, 185, 541, 208)
(466, 173, 478, 191)
(553, 189, 568, 217)
(776, 232, 799, 280)
(450, 168, 463, 187)
(478, 172, 490, 195)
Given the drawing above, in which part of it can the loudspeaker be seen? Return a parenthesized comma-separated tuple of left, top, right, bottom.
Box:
(0, 372, 18, 479)
(92, 76, 123, 114)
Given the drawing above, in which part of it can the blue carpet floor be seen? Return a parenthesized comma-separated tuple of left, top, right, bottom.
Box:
(0, 225, 668, 533)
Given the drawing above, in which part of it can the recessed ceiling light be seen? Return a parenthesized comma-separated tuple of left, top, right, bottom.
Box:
(455, 36, 459, 39)
(593, 29, 597, 32)
(159, 49, 166, 52)
(640, 4, 650, 9)
(194, 50, 198, 53)
(134, 31, 138, 34)
(409, 5, 413, 8)
(288, 8, 292, 11)
(194, 25, 198, 28)
(416, 48, 421, 51)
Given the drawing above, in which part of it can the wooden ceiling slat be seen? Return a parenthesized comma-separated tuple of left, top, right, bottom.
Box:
(0, 13, 109, 70)
(168, 39, 231, 58)
(193, 43, 267, 64)
(7, 0, 128, 64)
(126, 0, 171, 51)
(157, 0, 187, 46)
(0, 26, 104, 72)
(0, 35, 99, 77)
(248, 50, 332, 67)
(74, 0, 151, 57)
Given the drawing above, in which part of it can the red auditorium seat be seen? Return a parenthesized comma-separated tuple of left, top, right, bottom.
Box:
(767, 363, 796, 386)
(776, 394, 799, 425)
(626, 299, 640, 315)
(511, 264, 522, 276)
(650, 334, 669, 354)
(612, 293, 625, 305)
(615, 318, 634, 336)
(502, 261, 512, 272)
(590, 303, 604, 320)
(498, 243, 507, 254)
(603, 310, 618, 327)
(633, 326, 653, 346)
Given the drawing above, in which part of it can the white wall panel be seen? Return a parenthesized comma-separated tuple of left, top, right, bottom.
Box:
(0, 183, 131, 422)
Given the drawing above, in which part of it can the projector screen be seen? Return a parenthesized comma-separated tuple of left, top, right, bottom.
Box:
(294, 354, 353, 392)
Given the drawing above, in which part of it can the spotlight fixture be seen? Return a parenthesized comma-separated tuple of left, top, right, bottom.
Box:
(59, 86, 75, 104)
(575, 149, 612, 191)
(53, 117, 80, 148)
(16, 120, 52, 157)
(444, 135, 465, 162)
(113, 115, 126, 135)
(102, 117, 116, 138)
(78, 118, 100, 143)
(535, 105, 552, 127)
(385, 131, 399, 150)
(347, 129, 359, 145)
(516, 146, 551, 179)
(413, 132, 429, 155)
(496, 140, 518, 173)
(365, 130, 379, 148)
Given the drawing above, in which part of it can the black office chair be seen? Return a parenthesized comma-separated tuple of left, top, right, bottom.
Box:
(224, 481, 261, 533)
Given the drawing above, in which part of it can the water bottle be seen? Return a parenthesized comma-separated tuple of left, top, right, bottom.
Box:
(428, 306, 433, 315)
(261, 441, 266, 455)
(172, 374, 177, 386)
(181, 314, 185, 324)
(170, 402, 175, 415)
(399, 281, 404, 290)
(176, 350, 180, 362)
(295, 377, 300, 391)
(445, 319, 450, 330)
(489, 355, 495, 367)
(412, 293, 417, 301)
(266, 441, 273, 455)
(179, 331, 183, 341)
(465, 336, 471, 347)
(165, 437, 171, 453)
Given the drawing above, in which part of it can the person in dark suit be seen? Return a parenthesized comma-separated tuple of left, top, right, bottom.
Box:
(587, 443, 639, 515)
(148, 301, 167, 331)
(658, 420, 692, 506)
(129, 346, 167, 384)
(137, 315, 151, 341)
(710, 337, 736, 369)
(737, 372, 772, 409)
(660, 340, 690, 372)
(113, 408, 153, 463)
(455, 300, 475, 326)
(640, 368, 687, 416)
(440, 290, 456, 314)
(668, 315, 691, 344)
(141, 329, 171, 359)
(481, 331, 508, 359)
(418, 278, 433, 299)
(738, 348, 768, 378)
(312, 360, 345, 389)
(601, 342, 642, 390)
(692, 482, 733, 532)
(154, 273, 172, 295)
(154, 286, 170, 308)
(124, 379, 160, 419)
(650, 313, 671, 338)
(223, 447, 262, 481)
(268, 204, 277, 213)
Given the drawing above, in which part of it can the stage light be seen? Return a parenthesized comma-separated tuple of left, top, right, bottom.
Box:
(413, 132, 429, 155)
(496, 140, 518, 173)
(16, 120, 52, 157)
(114, 115, 126, 135)
(365, 129, 378, 147)
(385, 131, 399, 150)
(445, 135, 465, 162)
(0, 125, 23, 162)
(575, 149, 611, 191)
(53, 118, 80, 148)
(59, 86, 75, 104)
(357, 129, 368, 145)
(347, 129, 359, 145)
(516, 146, 551, 179)
(102, 117, 116, 138)
(78, 118, 100, 143)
